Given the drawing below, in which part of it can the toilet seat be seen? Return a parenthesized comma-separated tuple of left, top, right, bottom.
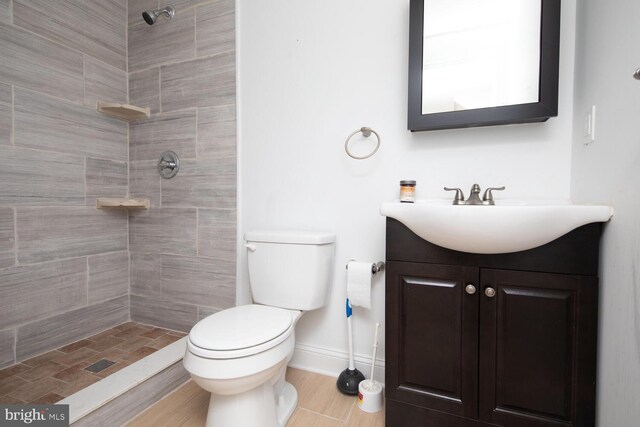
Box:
(188, 305, 294, 360)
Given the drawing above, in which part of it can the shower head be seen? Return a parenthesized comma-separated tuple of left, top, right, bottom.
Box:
(142, 5, 175, 25)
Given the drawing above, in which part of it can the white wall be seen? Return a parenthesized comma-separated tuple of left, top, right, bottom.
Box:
(238, 0, 576, 376)
(571, 0, 640, 424)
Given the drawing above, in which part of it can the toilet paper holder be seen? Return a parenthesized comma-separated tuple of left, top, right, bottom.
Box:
(345, 260, 385, 276)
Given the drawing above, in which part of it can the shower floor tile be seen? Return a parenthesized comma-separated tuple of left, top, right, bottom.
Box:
(0, 322, 186, 404)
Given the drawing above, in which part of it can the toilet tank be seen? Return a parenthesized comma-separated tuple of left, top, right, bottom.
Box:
(245, 231, 335, 311)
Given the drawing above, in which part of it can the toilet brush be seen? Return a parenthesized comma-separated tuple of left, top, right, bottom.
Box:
(357, 322, 383, 413)
(336, 298, 365, 395)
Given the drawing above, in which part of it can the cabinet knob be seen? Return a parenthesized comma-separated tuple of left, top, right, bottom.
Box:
(485, 287, 496, 298)
(465, 284, 476, 295)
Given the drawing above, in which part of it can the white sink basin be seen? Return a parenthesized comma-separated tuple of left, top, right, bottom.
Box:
(380, 200, 613, 254)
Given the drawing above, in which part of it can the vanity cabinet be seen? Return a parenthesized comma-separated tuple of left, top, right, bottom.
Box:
(385, 218, 600, 427)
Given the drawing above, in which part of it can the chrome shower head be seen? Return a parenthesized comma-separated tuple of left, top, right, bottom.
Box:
(142, 5, 175, 25)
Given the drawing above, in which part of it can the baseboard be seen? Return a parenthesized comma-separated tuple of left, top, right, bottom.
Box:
(289, 342, 385, 385)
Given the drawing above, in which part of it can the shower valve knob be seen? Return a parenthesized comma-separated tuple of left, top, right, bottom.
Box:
(158, 151, 180, 179)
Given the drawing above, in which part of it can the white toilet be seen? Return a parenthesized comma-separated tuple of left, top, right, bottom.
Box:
(183, 231, 335, 427)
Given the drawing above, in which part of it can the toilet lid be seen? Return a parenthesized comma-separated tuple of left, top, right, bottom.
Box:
(189, 305, 293, 351)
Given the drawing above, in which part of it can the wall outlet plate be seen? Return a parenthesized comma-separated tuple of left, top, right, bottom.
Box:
(584, 105, 596, 145)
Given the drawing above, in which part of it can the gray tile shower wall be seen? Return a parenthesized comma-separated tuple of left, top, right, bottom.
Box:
(0, 0, 129, 368)
(128, 0, 237, 332)
(0, 0, 237, 368)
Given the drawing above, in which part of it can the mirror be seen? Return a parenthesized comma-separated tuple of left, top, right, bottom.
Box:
(408, 0, 561, 131)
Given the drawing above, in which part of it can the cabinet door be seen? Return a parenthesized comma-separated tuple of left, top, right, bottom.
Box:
(386, 261, 480, 419)
(479, 269, 597, 427)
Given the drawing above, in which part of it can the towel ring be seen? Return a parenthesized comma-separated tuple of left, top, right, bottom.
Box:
(344, 127, 381, 160)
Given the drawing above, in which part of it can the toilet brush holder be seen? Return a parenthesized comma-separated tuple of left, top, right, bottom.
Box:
(357, 379, 383, 413)
(357, 322, 383, 412)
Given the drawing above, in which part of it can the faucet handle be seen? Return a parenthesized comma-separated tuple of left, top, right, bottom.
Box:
(444, 187, 465, 205)
(482, 186, 505, 205)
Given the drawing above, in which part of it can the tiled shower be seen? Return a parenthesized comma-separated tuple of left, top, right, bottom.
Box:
(0, 0, 236, 407)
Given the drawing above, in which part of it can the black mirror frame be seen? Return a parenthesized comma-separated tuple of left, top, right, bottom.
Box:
(408, 0, 561, 132)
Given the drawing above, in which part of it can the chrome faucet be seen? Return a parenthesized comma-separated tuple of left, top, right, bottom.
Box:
(444, 184, 505, 205)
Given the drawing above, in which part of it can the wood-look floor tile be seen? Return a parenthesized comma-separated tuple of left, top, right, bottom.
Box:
(52, 362, 91, 382)
(149, 333, 183, 349)
(0, 394, 27, 404)
(59, 339, 93, 353)
(53, 347, 99, 367)
(86, 335, 125, 352)
(85, 347, 126, 365)
(114, 335, 154, 352)
(286, 368, 356, 421)
(136, 323, 155, 331)
(346, 406, 384, 427)
(140, 328, 170, 340)
(31, 392, 63, 404)
(21, 350, 66, 368)
(113, 325, 149, 340)
(87, 328, 121, 341)
(113, 322, 138, 332)
(16, 361, 65, 382)
(287, 408, 344, 427)
(0, 363, 31, 381)
(0, 375, 29, 396)
(119, 346, 157, 364)
(124, 370, 376, 427)
(8, 377, 66, 402)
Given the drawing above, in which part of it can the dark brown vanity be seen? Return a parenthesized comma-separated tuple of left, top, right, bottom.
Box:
(385, 218, 600, 427)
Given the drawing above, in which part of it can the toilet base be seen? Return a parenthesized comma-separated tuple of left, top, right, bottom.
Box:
(276, 381, 297, 426)
(206, 380, 298, 427)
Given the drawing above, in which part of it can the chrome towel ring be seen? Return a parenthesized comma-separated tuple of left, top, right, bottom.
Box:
(344, 127, 381, 160)
(634, 68, 640, 80)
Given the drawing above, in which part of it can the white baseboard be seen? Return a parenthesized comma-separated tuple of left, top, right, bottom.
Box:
(289, 342, 385, 385)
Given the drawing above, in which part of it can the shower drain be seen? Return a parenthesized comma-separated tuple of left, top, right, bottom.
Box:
(85, 359, 116, 373)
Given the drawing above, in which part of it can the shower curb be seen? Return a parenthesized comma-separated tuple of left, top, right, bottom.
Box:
(59, 337, 188, 425)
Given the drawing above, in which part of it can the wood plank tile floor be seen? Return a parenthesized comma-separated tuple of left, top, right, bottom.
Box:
(0, 322, 185, 404)
(126, 367, 385, 426)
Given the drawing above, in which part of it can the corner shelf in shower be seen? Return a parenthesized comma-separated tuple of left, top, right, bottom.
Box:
(96, 101, 150, 121)
(96, 198, 150, 209)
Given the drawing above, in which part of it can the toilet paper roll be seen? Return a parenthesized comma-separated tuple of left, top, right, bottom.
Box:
(347, 261, 373, 309)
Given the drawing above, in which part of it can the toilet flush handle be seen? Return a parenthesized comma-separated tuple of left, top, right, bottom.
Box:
(245, 244, 257, 252)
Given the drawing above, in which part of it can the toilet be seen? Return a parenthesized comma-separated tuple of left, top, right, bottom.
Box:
(183, 231, 336, 427)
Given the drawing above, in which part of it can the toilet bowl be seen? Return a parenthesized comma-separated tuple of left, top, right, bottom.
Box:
(184, 230, 335, 427)
(184, 305, 302, 427)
